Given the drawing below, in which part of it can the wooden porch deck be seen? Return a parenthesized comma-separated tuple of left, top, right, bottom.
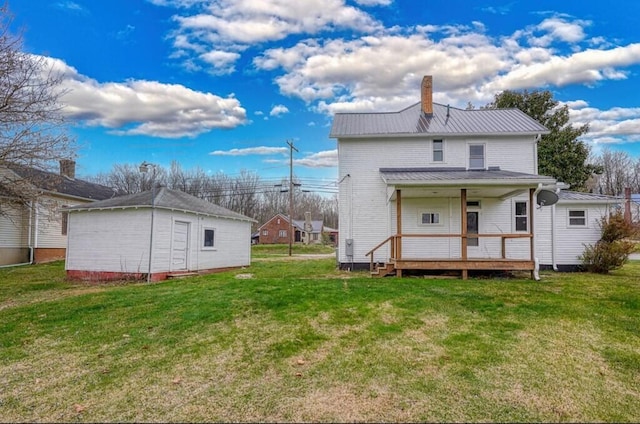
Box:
(371, 257, 536, 278)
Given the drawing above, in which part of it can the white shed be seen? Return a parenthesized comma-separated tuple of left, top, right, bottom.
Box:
(65, 187, 256, 281)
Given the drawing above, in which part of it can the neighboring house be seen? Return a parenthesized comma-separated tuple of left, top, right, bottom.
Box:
(0, 160, 116, 266)
(330, 75, 620, 278)
(323, 226, 339, 246)
(65, 187, 256, 282)
(257, 213, 325, 245)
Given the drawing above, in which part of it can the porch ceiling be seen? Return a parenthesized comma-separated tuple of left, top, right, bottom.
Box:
(388, 186, 530, 199)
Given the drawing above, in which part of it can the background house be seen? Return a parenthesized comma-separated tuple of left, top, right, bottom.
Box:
(256, 213, 325, 245)
(0, 160, 116, 266)
(66, 187, 255, 281)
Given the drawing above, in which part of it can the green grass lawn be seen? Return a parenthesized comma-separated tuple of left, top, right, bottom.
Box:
(1, 258, 639, 422)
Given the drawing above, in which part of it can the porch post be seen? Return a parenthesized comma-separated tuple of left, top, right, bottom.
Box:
(529, 188, 535, 279)
(461, 188, 468, 280)
(396, 189, 402, 277)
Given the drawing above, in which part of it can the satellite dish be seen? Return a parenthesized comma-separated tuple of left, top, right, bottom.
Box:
(536, 189, 559, 206)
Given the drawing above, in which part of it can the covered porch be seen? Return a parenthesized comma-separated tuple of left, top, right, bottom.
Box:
(366, 168, 556, 279)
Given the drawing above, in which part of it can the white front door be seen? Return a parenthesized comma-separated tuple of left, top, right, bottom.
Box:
(171, 221, 189, 271)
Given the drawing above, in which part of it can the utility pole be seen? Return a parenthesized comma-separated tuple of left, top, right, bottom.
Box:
(287, 140, 298, 256)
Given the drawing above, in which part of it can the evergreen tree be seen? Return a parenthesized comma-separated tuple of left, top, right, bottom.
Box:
(486, 90, 600, 191)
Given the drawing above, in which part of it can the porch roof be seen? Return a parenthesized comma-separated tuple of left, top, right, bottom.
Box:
(380, 167, 555, 185)
(380, 167, 556, 199)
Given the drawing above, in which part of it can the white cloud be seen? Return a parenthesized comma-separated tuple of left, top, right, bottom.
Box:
(295, 149, 338, 168)
(252, 18, 640, 114)
(264, 149, 338, 168)
(528, 17, 590, 47)
(44, 57, 247, 138)
(209, 146, 289, 156)
(567, 101, 640, 146)
(200, 50, 241, 74)
(163, 0, 383, 73)
(270, 104, 289, 117)
(354, 0, 393, 5)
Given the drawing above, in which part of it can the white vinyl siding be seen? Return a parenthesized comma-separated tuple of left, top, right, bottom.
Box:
(66, 208, 251, 274)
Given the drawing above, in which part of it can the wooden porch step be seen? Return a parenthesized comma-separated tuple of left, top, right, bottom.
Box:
(371, 262, 397, 277)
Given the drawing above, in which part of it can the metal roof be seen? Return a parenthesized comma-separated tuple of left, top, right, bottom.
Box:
(68, 187, 256, 222)
(330, 102, 550, 138)
(558, 191, 621, 203)
(380, 167, 555, 185)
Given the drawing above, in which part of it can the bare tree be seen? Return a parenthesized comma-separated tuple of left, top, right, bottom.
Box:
(594, 148, 634, 196)
(0, 4, 75, 212)
(90, 163, 166, 194)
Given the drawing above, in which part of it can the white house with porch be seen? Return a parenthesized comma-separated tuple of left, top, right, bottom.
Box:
(330, 76, 619, 278)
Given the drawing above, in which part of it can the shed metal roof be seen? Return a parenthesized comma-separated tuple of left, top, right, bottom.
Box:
(558, 191, 621, 203)
(68, 187, 255, 222)
(330, 102, 549, 138)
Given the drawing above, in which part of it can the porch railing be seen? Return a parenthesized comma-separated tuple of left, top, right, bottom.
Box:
(365, 233, 533, 273)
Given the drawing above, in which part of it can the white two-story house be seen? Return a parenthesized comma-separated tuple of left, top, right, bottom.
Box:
(330, 76, 619, 278)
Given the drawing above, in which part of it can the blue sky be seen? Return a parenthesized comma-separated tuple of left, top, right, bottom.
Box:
(10, 0, 640, 189)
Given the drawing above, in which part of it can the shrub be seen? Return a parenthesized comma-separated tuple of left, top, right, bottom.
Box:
(580, 210, 637, 274)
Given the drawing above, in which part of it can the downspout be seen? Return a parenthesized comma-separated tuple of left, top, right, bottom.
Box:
(33, 200, 39, 263)
(28, 200, 34, 264)
(532, 184, 543, 281)
(551, 202, 558, 271)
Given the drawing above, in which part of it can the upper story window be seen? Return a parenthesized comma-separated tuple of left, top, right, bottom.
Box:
(468, 144, 485, 170)
(433, 139, 444, 162)
(568, 210, 587, 227)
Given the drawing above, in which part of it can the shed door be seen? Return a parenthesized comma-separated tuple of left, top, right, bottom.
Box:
(171, 221, 189, 271)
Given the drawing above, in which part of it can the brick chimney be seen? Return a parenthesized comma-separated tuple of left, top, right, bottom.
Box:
(421, 75, 433, 116)
(59, 159, 76, 179)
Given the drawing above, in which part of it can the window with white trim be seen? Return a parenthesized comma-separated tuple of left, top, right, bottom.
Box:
(262, 229, 268, 236)
(279, 229, 287, 238)
(203, 228, 215, 247)
(420, 212, 441, 225)
(433, 139, 444, 162)
(568, 210, 587, 227)
(514, 201, 528, 232)
(468, 144, 485, 169)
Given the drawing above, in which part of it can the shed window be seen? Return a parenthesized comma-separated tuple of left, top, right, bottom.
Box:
(469, 144, 485, 169)
(433, 139, 444, 162)
(568, 210, 587, 227)
(204, 228, 215, 247)
(514, 201, 528, 232)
